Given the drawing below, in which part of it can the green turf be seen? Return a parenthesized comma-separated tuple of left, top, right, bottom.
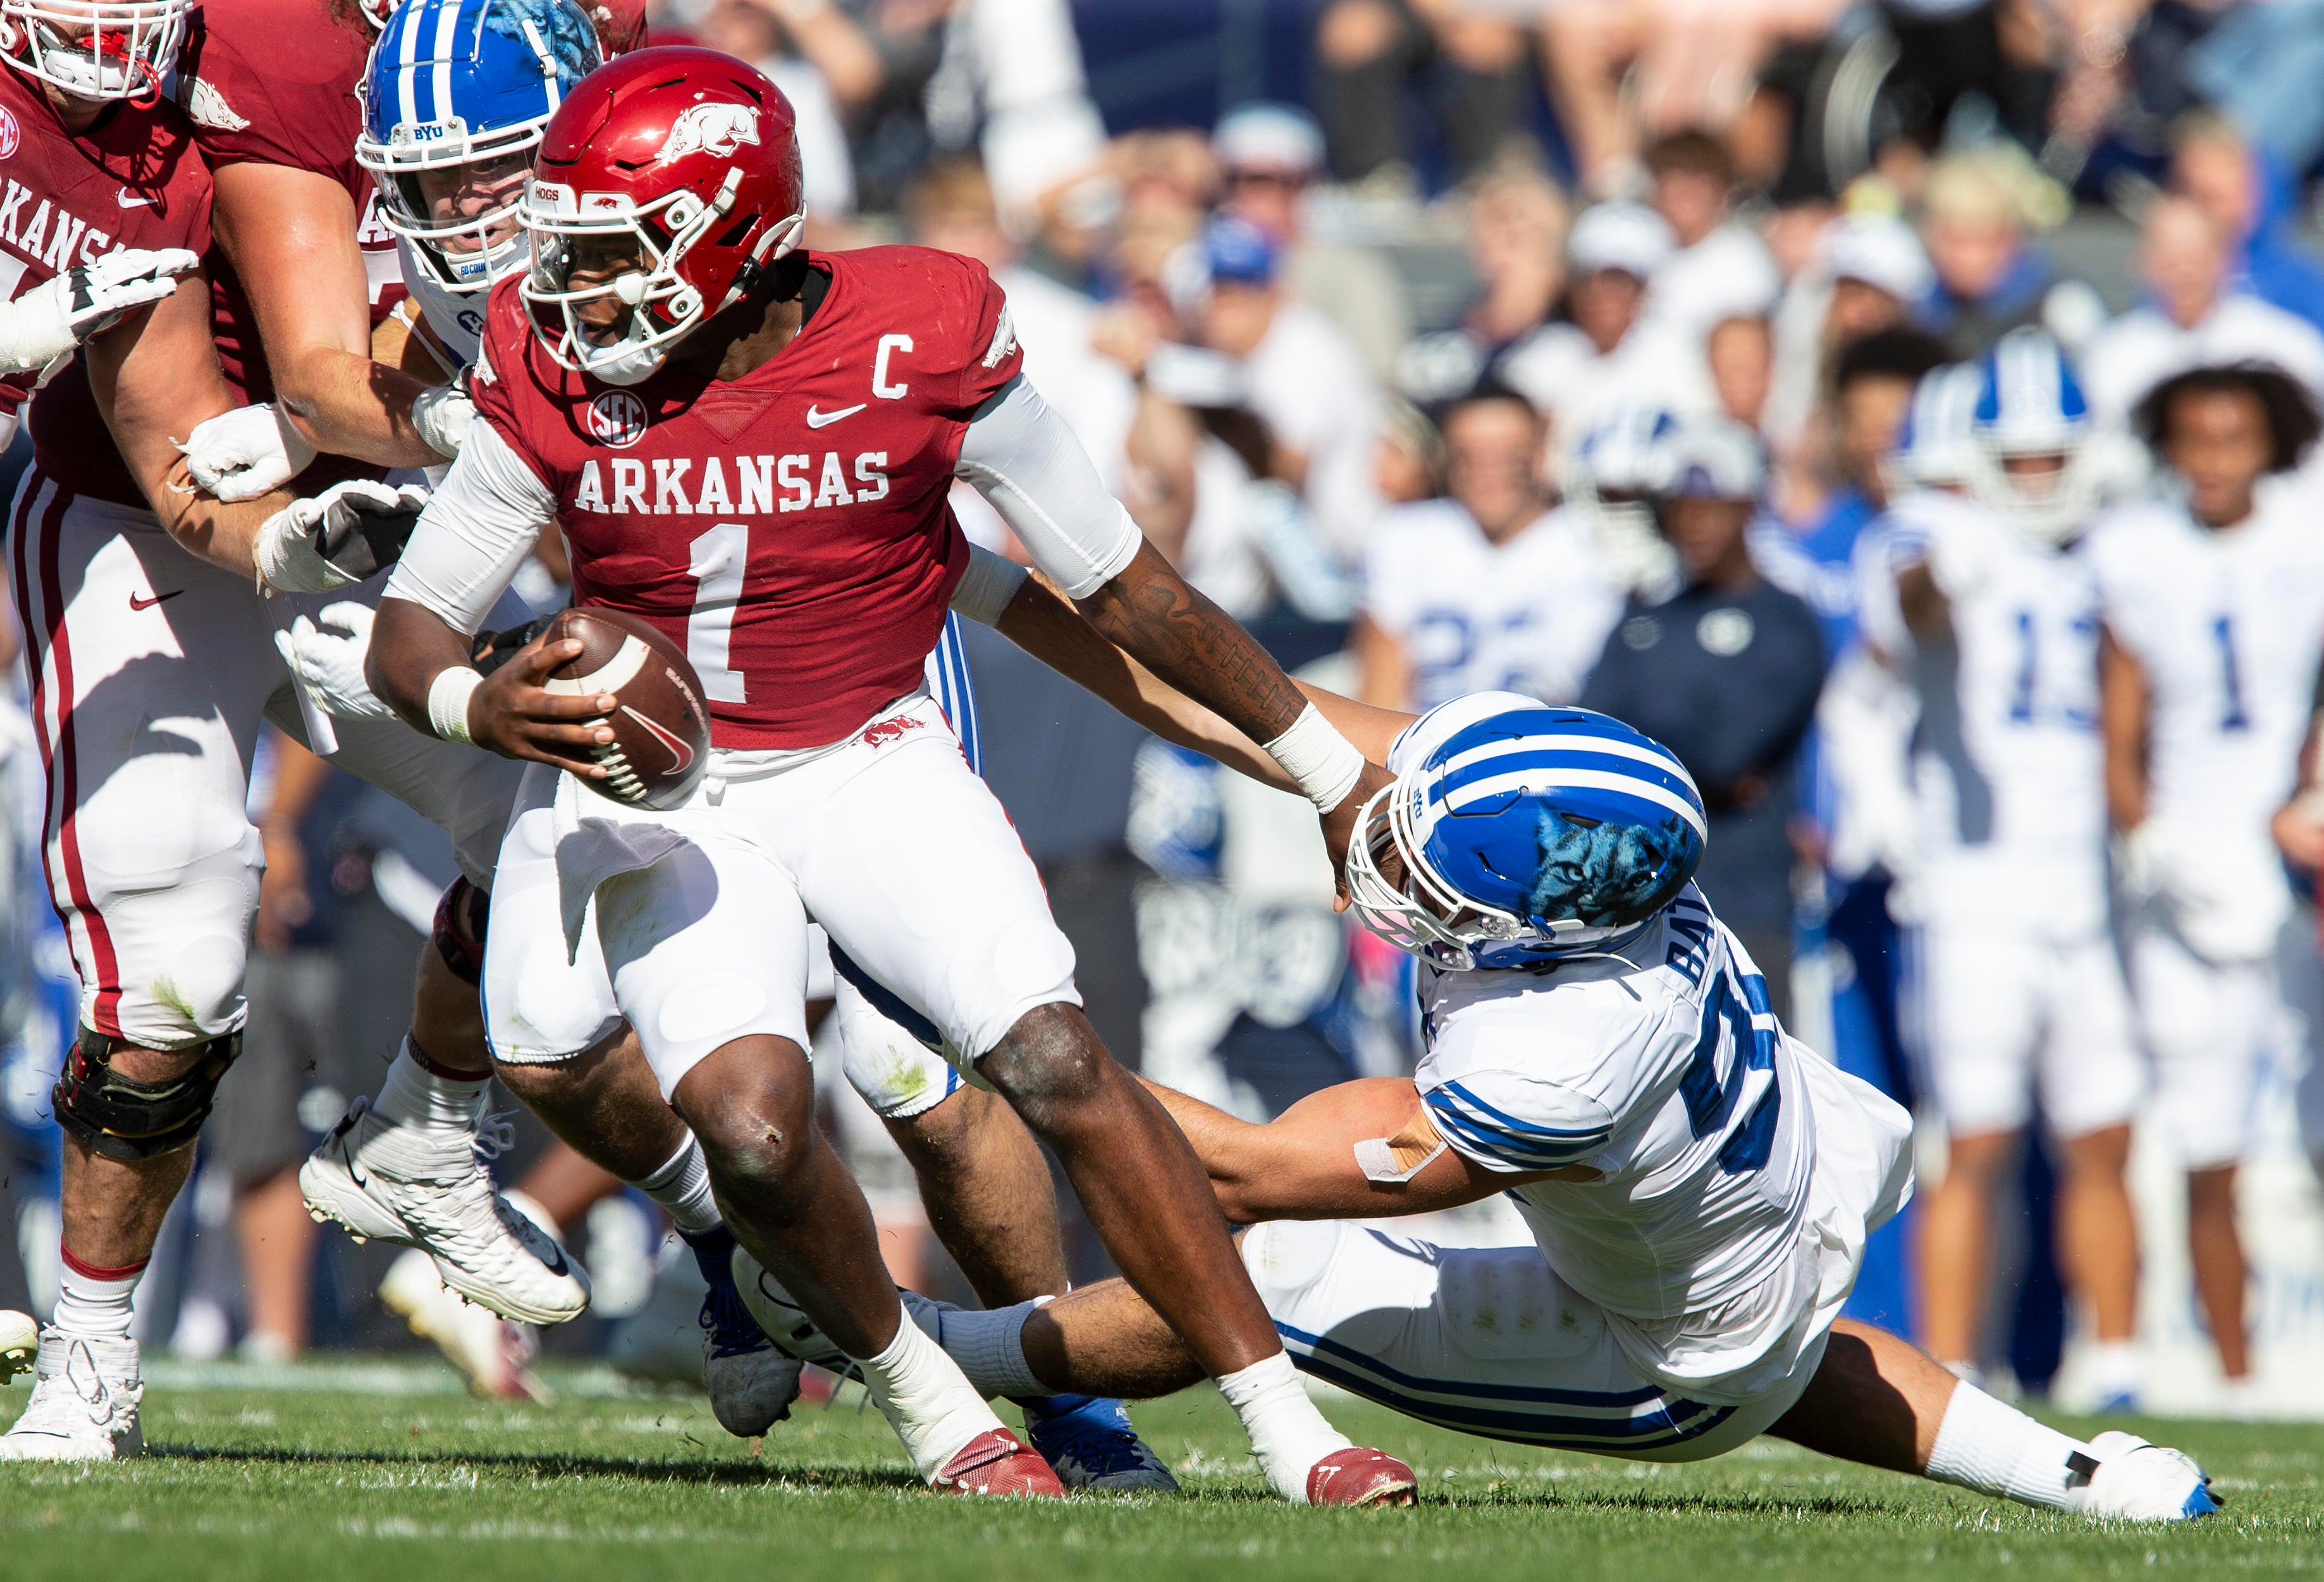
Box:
(0, 1360, 2311, 1581)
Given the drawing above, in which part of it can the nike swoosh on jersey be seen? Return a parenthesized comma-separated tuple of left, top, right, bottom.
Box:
(128, 589, 181, 610)
(116, 189, 156, 208)
(804, 402, 866, 429)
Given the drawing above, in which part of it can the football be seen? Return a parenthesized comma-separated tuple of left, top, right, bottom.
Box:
(539, 606, 713, 811)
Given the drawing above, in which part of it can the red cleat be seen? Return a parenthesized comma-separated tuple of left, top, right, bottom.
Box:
(1306, 1447, 1418, 1507)
(931, 1428, 1068, 1499)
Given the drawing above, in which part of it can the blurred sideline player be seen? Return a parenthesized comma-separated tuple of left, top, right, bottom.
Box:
(292, 0, 1176, 1482)
(739, 691, 2220, 1524)
(1856, 331, 2146, 1407)
(363, 49, 1413, 1504)
(1352, 383, 1618, 713)
(2091, 362, 2324, 1407)
(0, 0, 585, 1461)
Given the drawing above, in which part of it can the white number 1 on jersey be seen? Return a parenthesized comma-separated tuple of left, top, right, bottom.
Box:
(686, 522, 749, 703)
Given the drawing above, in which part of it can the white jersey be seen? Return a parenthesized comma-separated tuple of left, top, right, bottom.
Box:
(2088, 480, 2324, 954)
(1361, 501, 1621, 710)
(1859, 490, 2110, 936)
(1386, 698, 1821, 1394)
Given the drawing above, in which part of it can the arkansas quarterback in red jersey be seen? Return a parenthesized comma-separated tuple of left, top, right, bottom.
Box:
(371, 46, 1413, 1507)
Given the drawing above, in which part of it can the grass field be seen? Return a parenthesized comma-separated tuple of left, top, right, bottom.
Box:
(0, 1359, 2314, 1581)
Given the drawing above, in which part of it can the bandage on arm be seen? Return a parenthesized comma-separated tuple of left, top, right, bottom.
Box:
(954, 374, 1142, 599)
(380, 419, 553, 638)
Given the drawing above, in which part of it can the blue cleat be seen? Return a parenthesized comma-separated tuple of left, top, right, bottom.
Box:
(1019, 1394, 1181, 1494)
(682, 1225, 802, 1437)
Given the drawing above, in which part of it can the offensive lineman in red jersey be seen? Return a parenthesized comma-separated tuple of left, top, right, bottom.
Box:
(0, 1, 584, 1461)
(369, 50, 1415, 1504)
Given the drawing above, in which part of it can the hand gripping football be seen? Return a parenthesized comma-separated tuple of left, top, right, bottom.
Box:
(539, 607, 712, 810)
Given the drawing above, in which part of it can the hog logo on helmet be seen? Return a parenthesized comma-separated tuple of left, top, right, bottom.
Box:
(860, 717, 925, 749)
(657, 102, 761, 164)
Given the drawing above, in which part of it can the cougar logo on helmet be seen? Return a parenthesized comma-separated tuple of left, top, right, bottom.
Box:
(658, 102, 760, 164)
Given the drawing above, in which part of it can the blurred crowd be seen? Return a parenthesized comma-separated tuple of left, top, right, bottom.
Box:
(8, 0, 2324, 1412)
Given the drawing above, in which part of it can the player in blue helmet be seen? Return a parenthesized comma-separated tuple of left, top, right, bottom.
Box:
(732, 686, 2224, 1521)
(1961, 327, 2112, 543)
(357, 0, 605, 369)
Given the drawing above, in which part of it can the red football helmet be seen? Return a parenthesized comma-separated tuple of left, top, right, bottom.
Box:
(519, 46, 805, 385)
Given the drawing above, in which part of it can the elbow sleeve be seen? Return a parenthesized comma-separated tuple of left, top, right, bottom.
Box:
(954, 375, 1140, 600)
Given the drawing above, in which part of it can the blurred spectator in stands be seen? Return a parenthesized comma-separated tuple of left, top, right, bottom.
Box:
(1213, 103, 1410, 380)
(1643, 129, 1781, 344)
(212, 731, 341, 1361)
(2170, 110, 2324, 337)
(1373, 396, 1445, 507)
(1765, 211, 1934, 467)
(1709, 313, 1776, 432)
(757, 0, 1104, 227)
(694, 0, 856, 224)
(1155, 216, 1384, 562)
(1394, 166, 1569, 407)
(1762, 328, 1949, 644)
(1582, 419, 1824, 1015)
(2081, 194, 2324, 426)
(1354, 384, 1619, 711)
(905, 158, 1136, 504)
(1915, 146, 2075, 358)
(1312, 0, 1534, 191)
(1501, 202, 1713, 465)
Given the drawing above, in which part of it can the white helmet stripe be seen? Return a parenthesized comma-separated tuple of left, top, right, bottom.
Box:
(429, 0, 464, 136)
(1436, 732, 1697, 789)
(1425, 768, 1708, 841)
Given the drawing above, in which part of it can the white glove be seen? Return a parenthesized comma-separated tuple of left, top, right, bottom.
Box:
(0, 247, 199, 374)
(2113, 823, 2161, 904)
(410, 371, 475, 460)
(274, 602, 396, 721)
(179, 402, 319, 503)
(253, 479, 431, 595)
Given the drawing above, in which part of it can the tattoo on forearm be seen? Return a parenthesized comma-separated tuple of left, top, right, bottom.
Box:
(1087, 556, 1305, 741)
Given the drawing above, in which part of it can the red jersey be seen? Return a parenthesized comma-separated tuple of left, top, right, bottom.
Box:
(2, 66, 215, 505)
(470, 246, 1024, 750)
(178, 0, 402, 400)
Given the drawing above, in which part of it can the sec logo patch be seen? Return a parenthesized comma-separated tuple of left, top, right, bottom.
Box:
(586, 390, 649, 448)
(0, 106, 20, 162)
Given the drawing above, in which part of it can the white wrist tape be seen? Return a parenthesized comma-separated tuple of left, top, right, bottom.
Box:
(1264, 703, 1367, 813)
(427, 666, 483, 746)
(950, 544, 1030, 626)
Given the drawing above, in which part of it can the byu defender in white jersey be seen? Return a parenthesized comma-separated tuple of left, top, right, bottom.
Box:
(732, 689, 2222, 1520)
(1856, 331, 2145, 1404)
(2089, 363, 2324, 1402)
(1355, 386, 1620, 712)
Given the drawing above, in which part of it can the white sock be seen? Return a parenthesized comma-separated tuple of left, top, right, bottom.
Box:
(853, 1304, 1006, 1482)
(912, 1295, 1048, 1399)
(54, 1249, 142, 1341)
(2086, 1339, 2141, 1400)
(1217, 1349, 1351, 1504)
(630, 1136, 721, 1234)
(372, 1037, 487, 1134)
(1926, 1380, 2100, 1511)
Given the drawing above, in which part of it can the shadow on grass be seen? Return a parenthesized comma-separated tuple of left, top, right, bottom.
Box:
(143, 1442, 923, 1493)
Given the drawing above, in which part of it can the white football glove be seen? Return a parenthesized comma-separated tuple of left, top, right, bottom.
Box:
(253, 479, 431, 595)
(179, 402, 319, 503)
(0, 247, 199, 374)
(410, 369, 476, 460)
(274, 602, 397, 721)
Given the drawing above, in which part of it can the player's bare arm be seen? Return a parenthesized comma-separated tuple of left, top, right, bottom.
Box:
(209, 161, 443, 471)
(84, 268, 297, 574)
(1134, 1074, 1587, 1221)
(2100, 624, 2151, 831)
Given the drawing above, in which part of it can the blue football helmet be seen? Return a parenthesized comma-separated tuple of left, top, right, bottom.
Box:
(1887, 360, 1981, 492)
(1964, 328, 2103, 543)
(1347, 700, 1707, 970)
(357, 0, 605, 299)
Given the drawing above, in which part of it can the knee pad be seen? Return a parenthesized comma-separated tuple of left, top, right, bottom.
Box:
(432, 875, 490, 986)
(53, 1024, 242, 1160)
